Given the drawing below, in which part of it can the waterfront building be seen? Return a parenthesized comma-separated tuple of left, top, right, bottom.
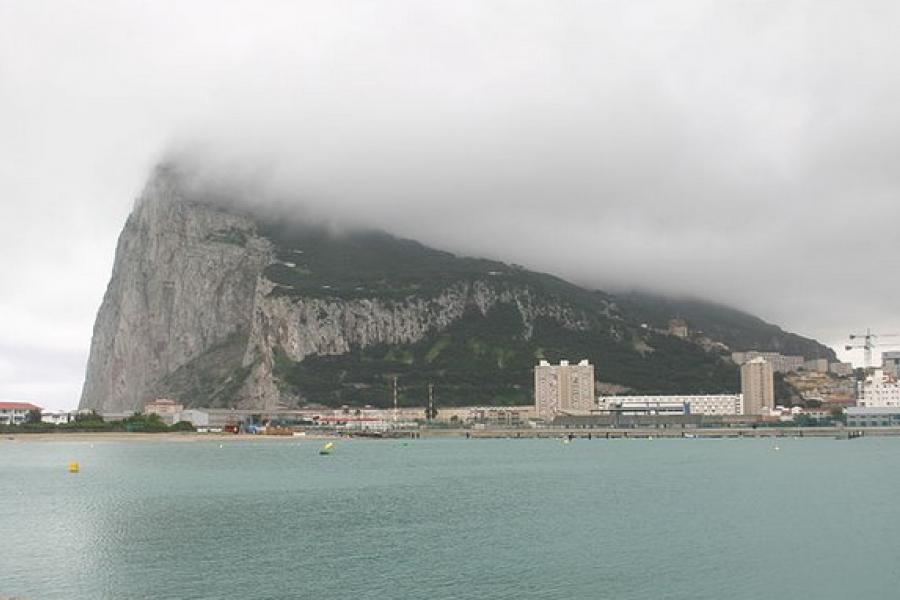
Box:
(534, 359, 595, 420)
(741, 357, 774, 416)
(467, 406, 533, 427)
(41, 410, 76, 425)
(598, 397, 687, 416)
(0, 402, 41, 425)
(881, 352, 900, 378)
(858, 369, 900, 408)
(846, 406, 900, 428)
(731, 351, 804, 374)
(598, 394, 743, 416)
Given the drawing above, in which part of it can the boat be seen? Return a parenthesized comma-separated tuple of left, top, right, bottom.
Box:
(319, 441, 335, 455)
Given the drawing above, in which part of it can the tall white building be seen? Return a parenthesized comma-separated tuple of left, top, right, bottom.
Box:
(858, 369, 900, 408)
(534, 360, 595, 420)
(741, 357, 774, 416)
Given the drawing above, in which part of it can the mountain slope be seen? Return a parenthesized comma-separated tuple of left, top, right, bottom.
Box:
(616, 292, 836, 361)
(79, 165, 834, 412)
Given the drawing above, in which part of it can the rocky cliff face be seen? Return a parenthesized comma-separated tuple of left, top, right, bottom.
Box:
(79, 166, 272, 412)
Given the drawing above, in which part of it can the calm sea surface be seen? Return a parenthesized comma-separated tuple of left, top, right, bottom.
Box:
(2, 436, 899, 599)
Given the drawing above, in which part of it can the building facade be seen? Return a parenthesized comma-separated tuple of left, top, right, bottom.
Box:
(741, 357, 774, 416)
(0, 402, 41, 425)
(534, 360, 595, 420)
(846, 406, 900, 428)
(881, 352, 900, 378)
(731, 351, 804, 374)
(858, 370, 900, 408)
(143, 398, 185, 425)
(41, 410, 77, 425)
(598, 394, 744, 416)
(804, 358, 829, 374)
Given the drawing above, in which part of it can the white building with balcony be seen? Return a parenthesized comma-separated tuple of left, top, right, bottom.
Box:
(0, 402, 42, 425)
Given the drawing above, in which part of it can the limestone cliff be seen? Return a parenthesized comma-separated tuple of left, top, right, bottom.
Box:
(78, 166, 272, 412)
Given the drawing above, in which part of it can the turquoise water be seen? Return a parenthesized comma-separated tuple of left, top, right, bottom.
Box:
(1, 436, 899, 599)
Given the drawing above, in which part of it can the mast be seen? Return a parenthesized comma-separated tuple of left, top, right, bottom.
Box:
(392, 376, 398, 423)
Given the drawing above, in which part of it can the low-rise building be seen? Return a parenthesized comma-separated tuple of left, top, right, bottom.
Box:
(0, 402, 41, 425)
(467, 406, 533, 427)
(41, 410, 76, 425)
(143, 399, 185, 425)
(846, 406, 900, 428)
(599, 394, 743, 416)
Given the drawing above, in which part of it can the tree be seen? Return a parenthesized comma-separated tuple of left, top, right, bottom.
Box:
(25, 409, 42, 424)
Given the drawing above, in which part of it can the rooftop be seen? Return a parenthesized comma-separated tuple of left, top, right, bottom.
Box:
(0, 402, 42, 411)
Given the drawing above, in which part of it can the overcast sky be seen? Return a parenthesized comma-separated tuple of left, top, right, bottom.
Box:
(3, 0, 900, 410)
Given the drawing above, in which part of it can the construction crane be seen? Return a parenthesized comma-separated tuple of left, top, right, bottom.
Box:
(845, 329, 900, 369)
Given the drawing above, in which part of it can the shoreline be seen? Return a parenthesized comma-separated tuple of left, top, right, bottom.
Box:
(4, 426, 900, 442)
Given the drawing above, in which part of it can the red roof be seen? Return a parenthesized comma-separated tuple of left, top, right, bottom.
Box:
(0, 402, 42, 411)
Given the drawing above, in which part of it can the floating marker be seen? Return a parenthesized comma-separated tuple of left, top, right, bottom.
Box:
(68, 461, 80, 473)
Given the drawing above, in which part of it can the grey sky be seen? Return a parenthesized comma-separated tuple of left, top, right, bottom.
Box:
(2, 0, 899, 409)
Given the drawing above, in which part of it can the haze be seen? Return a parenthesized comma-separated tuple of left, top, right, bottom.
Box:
(3, 0, 899, 410)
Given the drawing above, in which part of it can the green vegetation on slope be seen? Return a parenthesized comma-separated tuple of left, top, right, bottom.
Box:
(273, 302, 739, 408)
(154, 331, 253, 408)
(615, 291, 836, 360)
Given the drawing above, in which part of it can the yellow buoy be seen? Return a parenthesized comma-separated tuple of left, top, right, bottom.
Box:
(68, 461, 80, 473)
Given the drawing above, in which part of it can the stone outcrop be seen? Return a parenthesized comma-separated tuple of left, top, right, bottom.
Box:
(78, 166, 273, 412)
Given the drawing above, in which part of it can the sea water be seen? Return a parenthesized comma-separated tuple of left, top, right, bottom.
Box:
(1, 437, 898, 599)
